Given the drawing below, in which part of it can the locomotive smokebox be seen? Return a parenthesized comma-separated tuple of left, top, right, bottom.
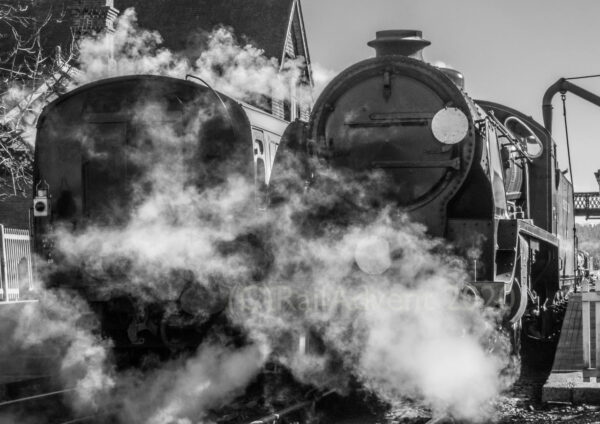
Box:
(367, 30, 431, 59)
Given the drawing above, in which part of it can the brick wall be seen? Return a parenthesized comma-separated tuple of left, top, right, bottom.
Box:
(76, 0, 114, 7)
(70, 0, 119, 37)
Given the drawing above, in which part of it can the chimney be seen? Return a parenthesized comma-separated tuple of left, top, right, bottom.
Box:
(70, 0, 119, 40)
(367, 30, 431, 60)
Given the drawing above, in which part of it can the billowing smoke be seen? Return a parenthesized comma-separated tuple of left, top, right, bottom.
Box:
(74, 9, 322, 107)
(431, 60, 453, 69)
(193, 27, 301, 106)
(75, 8, 188, 83)
(0, 288, 115, 420)
(116, 343, 268, 424)
(8, 6, 516, 424)
(227, 162, 514, 421)
(310, 62, 337, 97)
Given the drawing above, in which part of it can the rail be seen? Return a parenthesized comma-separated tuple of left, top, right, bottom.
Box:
(574, 192, 600, 218)
(0, 225, 33, 302)
(246, 390, 335, 424)
(582, 279, 600, 382)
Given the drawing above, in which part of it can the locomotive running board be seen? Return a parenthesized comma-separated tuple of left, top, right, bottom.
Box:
(497, 219, 559, 248)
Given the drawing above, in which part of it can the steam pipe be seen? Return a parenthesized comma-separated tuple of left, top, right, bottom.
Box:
(543, 78, 600, 133)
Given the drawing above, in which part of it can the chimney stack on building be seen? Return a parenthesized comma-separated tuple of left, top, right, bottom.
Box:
(70, 0, 119, 40)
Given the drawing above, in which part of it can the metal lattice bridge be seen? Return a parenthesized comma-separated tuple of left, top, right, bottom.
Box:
(574, 192, 600, 218)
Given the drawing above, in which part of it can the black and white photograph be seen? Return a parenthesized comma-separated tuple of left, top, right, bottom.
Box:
(0, 1, 599, 423)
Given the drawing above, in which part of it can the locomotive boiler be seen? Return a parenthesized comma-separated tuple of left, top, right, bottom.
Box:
(278, 30, 576, 339)
(32, 75, 287, 352)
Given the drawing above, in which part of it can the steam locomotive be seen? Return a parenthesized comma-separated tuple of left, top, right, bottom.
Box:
(32, 75, 287, 351)
(32, 30, 575, 355)
(276, 30, 575, 342)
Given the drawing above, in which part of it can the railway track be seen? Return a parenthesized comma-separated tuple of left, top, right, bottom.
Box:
(0, 332, 567, 424)
(0, 376, 113, 424)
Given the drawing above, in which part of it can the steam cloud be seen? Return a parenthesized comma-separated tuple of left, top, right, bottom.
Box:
(3, 7, 516, 424)
(117, 344, 268, 424)
(75, 9, 320, 108)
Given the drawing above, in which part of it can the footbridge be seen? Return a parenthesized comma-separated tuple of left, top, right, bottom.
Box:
(574, 192, 600, 218)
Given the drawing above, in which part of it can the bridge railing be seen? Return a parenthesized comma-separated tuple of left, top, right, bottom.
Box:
(0, 225, 33, 302)
(582, 278, 600, 382)
(575, 192, 600, 218)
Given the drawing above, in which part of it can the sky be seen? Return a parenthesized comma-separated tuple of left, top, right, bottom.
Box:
(301, 0, 600, 193)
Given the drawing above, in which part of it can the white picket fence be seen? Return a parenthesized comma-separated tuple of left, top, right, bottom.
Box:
(582, 278, 600, 382)
(0, 225, 33, 302)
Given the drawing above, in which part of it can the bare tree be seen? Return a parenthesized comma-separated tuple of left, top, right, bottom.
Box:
(0, 1, 75, 197)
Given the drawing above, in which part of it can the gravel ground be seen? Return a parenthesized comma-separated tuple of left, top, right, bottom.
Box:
(5, 333, 596, 424)
(493, 335, 600, 424)
(379, 335, 600, 424)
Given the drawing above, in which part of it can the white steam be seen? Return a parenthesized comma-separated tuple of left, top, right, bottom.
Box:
(74, 9, 321, 109)
(194, 27, 298, 104)
(6, 290, 115, 413)
(76, 8, 188, 83)
(310, 62, 337, 99)
(229, 207, 513, 421)
(8, 6, 516, 424)
(118, 344, 267, 424)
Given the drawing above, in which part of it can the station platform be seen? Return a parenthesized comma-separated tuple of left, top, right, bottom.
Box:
(542, 293, 600, 404)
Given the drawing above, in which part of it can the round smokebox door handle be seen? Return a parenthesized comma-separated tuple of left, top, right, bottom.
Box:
(431, 107, 469, 144)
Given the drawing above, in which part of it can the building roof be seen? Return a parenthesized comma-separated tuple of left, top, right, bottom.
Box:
(114, 0, 299, 63)
(1, 0, 311, 82)
(2, 0, 307, 64)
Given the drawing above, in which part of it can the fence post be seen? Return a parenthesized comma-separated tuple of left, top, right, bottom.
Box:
(597, 299, 600, 376)
(582, 279, 591, 372)
(0, 225, 5, 302)
(582, 278, 600, 382)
